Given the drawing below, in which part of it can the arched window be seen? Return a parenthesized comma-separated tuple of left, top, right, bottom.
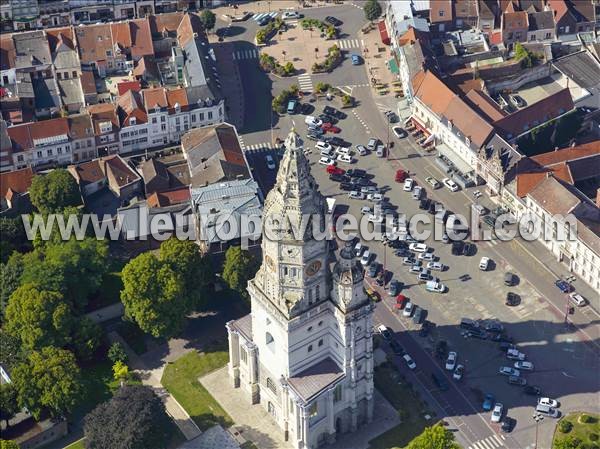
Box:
(267, 377, 277, 394)
(315, 284, 320, 300)
(266, 332, 274, 345)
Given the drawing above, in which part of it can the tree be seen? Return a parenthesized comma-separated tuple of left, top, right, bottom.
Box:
(0, 330, 23, 372)
(0, 218, 30, 263)
(70, 317, 101, 361)
(5, 284, 72, 351)
(107, 342, 128, 364)
(112, 361, 129, 383)
(0, 253, 24, 319)
(222, 246, 257, 299)
(0, 441, 20, 449)
(199, 9, 216, 31)
(554, 436, 584, 449)
(121, 252, 187, 338)
(406, 424, 461, 449)
(13, 347, 81, 419)
(29, 169, 81, 214)
(364, 0, 382, 22)
(159, 238, 213, 309)
(84, 385, 171, 449)
(0, 383, 19, 428)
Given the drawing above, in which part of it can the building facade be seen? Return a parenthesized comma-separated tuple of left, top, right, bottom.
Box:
(227, 130, 375, 449)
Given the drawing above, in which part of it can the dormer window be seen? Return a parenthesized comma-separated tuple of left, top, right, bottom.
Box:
(465, 137, 471, 147)
(130, 117, 137, 125)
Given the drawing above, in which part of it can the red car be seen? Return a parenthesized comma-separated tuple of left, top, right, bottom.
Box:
(395, 169, 408, 182)
(326, 165, 345, 175)
(321, 123, 341, 133)
(394, 294, 408, 310)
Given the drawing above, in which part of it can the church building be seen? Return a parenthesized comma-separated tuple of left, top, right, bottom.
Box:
(226, 129, 375, 449)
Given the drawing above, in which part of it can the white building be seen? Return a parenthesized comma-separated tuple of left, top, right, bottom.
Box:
(227, 130, 375, 449)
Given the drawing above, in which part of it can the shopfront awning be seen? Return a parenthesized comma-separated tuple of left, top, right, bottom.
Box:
(404, 116, 413, 125)
(378, 21, 391, 45)
(436, 143, 475, 177)
(411, 117, 430, 135)
(388, 58, 399, 74)
(423, 134, 435, 145)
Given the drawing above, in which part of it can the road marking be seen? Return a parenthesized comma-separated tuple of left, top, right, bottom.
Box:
(338, 86, 353, 95)
(244, 142, 274, 152)
(238, 135, 246, 149)
(232, 49, 258, 60)
(336, 39, 361, 49)
(352, 110, 371, 134)
(297, 74, 314, 93)
(468, 435, 505, 449)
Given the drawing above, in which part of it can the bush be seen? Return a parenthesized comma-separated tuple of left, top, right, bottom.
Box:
(315, 82, 331, 93)
(255, 18, 285, 45)
(341, 94, 354, 107)
(272, 85, 299, 114)
(581, 414, 596, 424)
(559, 420, 573, 433)
(590, 433, 599, 442)
(283, 62, 295, 76)
(312, 45, 342, 73)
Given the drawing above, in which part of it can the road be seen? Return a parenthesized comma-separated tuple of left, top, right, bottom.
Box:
(218, 3, 600, 449)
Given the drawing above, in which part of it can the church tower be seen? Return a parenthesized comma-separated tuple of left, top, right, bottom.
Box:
(227, 129, 375, 449)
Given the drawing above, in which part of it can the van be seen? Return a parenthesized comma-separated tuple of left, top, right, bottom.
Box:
(504, 272, 514, 286)
(535, 404, 559, 418)
(367, 138, 378, 151)
(412, 186, 423, 200)
(287, 99, 298, 114)
(460, 318, 479, 330)
(376, 145, 385, 158)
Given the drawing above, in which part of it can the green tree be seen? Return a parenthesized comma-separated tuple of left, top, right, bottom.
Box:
(199, 9, 216, 31)
(84, 385, 171, 449)
(70, 317, 101, 361)
(222, 246, 257, 299)
(283, 62, 296, 76)
(0, 253, 24, 319)
(5, 284, 72, 351)
(364, 0, 382, 22)
(13, 347, 81, 420)
(554, 436, 584, 449)
(107, 342, 128, 364)
(0, 217, 31, 263)
(406, 424, 461, 449)
(0, 330, 23, 371)
(121, 252, 187, 339)
(112, 360, 129, 383)
(29, 169, 81, 214)
(159, 238, 213, 309)
(0, 383, 19, 428)
(0, 441, 20, 449)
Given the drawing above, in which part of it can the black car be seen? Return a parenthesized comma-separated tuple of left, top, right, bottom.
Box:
(330, 173, 348, 183)
(389, 280, 402, 296)
(325, 16, 343, 26)
(499, 342, 516, 352)
(462, 242, 475, 256)
(395, 248, 411, 257)
(325, 136, 346, 147)
(319, 113, 337, 124)
(412, 306, 425, 324)
(505, 292, 520, 306)
(389, 339, 405, 356)
(523, 385, 541, 396)
(306, 132, 320, 141)
(323, 106, 345, 119)
(300, 103, 314, 115)
(419, 198, 431, 210)
(354, 178, 376, 187)
(465, 329, 488, 340)
(419, 320, 432, 337)
(347, 168, 367, 178)
(451, 241, 465, 256)
(431, 372, 449, 391)
(501, 417, 515, 433)
(339, 182, 353, 191)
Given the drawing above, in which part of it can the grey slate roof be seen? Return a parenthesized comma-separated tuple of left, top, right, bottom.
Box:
(230, 314, 252, 341)
(13, 31, 51, 70)
(182, 35, 222, 101)
(528, 11, 555, 31)
(553, 50, 600, 89)
(33, 78, 60, 109)
(58, 78, 84, 107)
(287, 358, 345, 403)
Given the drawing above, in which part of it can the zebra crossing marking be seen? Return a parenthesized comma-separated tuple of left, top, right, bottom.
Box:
(232, 49, 259, 60)
(297, 74, 314, 93)
(468, 434, 505, 449)
(252, 11, 278, 21)
(244, 142, 276, 153)
(336, 39, 361, 49)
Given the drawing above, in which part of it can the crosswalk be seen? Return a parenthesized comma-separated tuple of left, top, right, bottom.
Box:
(233, 48, 259, 60)
(243, 142, 276, 153)
(468, 434, 506, 449)
(336, 39, 363, 49)
(297, 74, 314, 93)
(252, 11, 278, 22)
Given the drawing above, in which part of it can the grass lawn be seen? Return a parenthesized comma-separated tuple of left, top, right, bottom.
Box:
(64, 439, 85, 449)
(368, 362, 433, 449)
(161, 347, 233, 431)
(553, 412, 600, 448)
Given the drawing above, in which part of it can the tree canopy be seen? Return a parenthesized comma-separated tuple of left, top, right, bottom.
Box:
(13, 347, 81, 420)
(29, 169, 81, 214)
(0, 217, 31, 263)
(84, 385, 171, 449)
(0, 383, 19, 428)
(364, 0, 382, 22)
(199, 9, 216, 30)
(120, 252, 187, 338)
(159, 238, 213, 309)
(5, 284, 72, 351)
(0, 253, 24, 320)
(107, 342, 128, 364)
(222, 246, 257, 299)
(406, 424, 461, 449)
(0, 440, 20, 449)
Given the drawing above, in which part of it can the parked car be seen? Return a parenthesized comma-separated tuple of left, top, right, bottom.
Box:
(305, 115, 323, 127)
(501, 417, 516, 433)
(524, 385, 542, 396)
(325, 15, 342, 26)
(442, 177, 460, 192)
(538, 397, 559, 408)
(392, 126, 407, 138)
(376, 324, 392, 341)
(409, 243, 428, 253)
(395, 294, 408, 310)
(337, 153, 352, 164)
(426, 261, 444, 271)
(265, 155, 276, 170)
(389, 280, 402, 296)
(403, 353, 416, 370)
(536, 404, 559, 418)
(412, 306, 425, 324)
(514, 361, 534, 371)
(356, 145, 368, 156)
(479, 257, 490, 271)
(322, 123, 341, 133)
(506, 348, 526, 361)
(569, 292, 586, 306)
(395, 169, 408, 183)
(453, 364, 464, 381)
(508, 376, 526, 386)
(499, 366, 520, 376)
(491, 403, 503, 423)
(367, 138, 379, 151)
(554, 279, 572, 293)
(402, 301, 414, 317)
(403, 178, 414, 191)
(418, 252, 435, 261)
(462, 242, 475, 256)
(445, 351, 458, 370)
(425, 280, 446, 293)
(349, 190, 365, 199)
(376, 145, 386, 158)
(319, 156, 336, 166)
(504, 272, 515, 286)
(360, 250, 371, 266)
(367, 263, 379, 278)
(425, 176, 441, 189)
(505, 292, 520, 306)
(316, 141, 333, 152)
(482, 394, 495, 411)
(351, 54, 362, 65)
(347, 168, 367, 178)
(451, 241, 464, 256)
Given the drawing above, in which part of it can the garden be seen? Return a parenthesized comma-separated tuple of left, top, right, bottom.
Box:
(554, 413, 600, 449)
(259, 53, 296, 77)
(312, 44, 343, 73)
(255, 18, 286, 45)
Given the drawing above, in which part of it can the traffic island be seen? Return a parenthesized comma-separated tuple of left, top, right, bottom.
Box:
(553, 413, 599, 449)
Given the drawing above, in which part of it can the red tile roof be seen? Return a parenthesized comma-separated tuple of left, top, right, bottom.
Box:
(117, 90, 147, 126)
(0, 36, 16, 71)
(503, 11, 528, 30)
(143, 87, 168, 111)
(129, 19, 154, 59)
(149, 12, 185, 35)
(166, 88, 188, 112)
(443, 96, 494, 148)
(147, 186, 191, 207)
(110, 22, 132, 50)
(117, 81, 142, 96)
(532, 142, 600, 166)
(455, 0, 478, 18)
(465, 89, 507, 122)
(0, 167, 34, 199)
(548, 0, 570, 22)
(413, 70, 456, 116)
(80, 71, 96, 95)
(177, 13, 204, 47)
(75, 23, 113, 64)
(88, 103, 119, 134)
(46, 27, 75, 52)
(430, 0, 453, 23)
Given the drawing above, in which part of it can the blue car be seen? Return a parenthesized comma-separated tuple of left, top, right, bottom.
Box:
(351, 54, 361, 65)
(554, 279, 572, 293)
(483, 394, 495, 411)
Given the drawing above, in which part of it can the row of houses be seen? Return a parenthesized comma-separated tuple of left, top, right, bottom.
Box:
(383, 1, 600, 292)
(0, 12, 225, 172)
(1, 0, 225, 31)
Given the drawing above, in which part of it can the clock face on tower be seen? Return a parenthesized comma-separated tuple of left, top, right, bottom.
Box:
(305, 260, 322, 277)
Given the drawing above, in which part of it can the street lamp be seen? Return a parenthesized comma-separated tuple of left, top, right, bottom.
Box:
(533, 412, 544, 449)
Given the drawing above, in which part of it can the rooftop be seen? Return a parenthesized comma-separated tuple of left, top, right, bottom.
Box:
(287, 358, 345, 403)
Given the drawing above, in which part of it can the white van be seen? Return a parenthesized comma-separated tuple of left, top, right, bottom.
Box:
(535, 404, 559, 418)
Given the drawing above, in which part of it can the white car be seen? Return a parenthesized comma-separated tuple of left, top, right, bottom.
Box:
(354, 242, 364, 257)
(479, 257, 490, 271)
(514, 361, 534, 371)
(367, 193, 383, 202)
(305, 115, 323, 127)
(356, 145, 368, 156)
(569, 292, 586, 307)
(349, 191, 365, 200)
(367, 214, 383, 223)
(442, 177, 460, 192)
(445, 351, 457, 370)
(403, 178, 414, 192)
(360, 206, 372, 215)
(316, 141, 332, 152)
(453, 364, 464, 380)
(403, 354, 416, 370)
(336, 146, 351, 155)
(281, 10, 299, 19)
(538, 397, 559, 408)
(265, 155, 276, 170)
(409, 243, 428, 253)
(427, 261, 444, 271)
(418, 252, 435, 261)
(499, 366, 520, 376)
(319, 156, 336, 166)
(425, 176, 441, 189)
(360, 250, 371, 266)
(337, 153, 352, 164)
(506, 348, 526, 361)
(491, 403, 503, 423)
(402, 301, 414, 317)
(392, 126, 407, 138)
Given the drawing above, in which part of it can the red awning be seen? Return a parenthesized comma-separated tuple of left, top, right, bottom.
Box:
(378, 21, 390, 45)
(411, 118, 431, 136)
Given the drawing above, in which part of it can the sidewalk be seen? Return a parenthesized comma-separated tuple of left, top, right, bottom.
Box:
(107, 332, 202, 441)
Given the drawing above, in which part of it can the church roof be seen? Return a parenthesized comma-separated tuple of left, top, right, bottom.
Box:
(287, 358, 345, 403)
(230, 314, 252, 341)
